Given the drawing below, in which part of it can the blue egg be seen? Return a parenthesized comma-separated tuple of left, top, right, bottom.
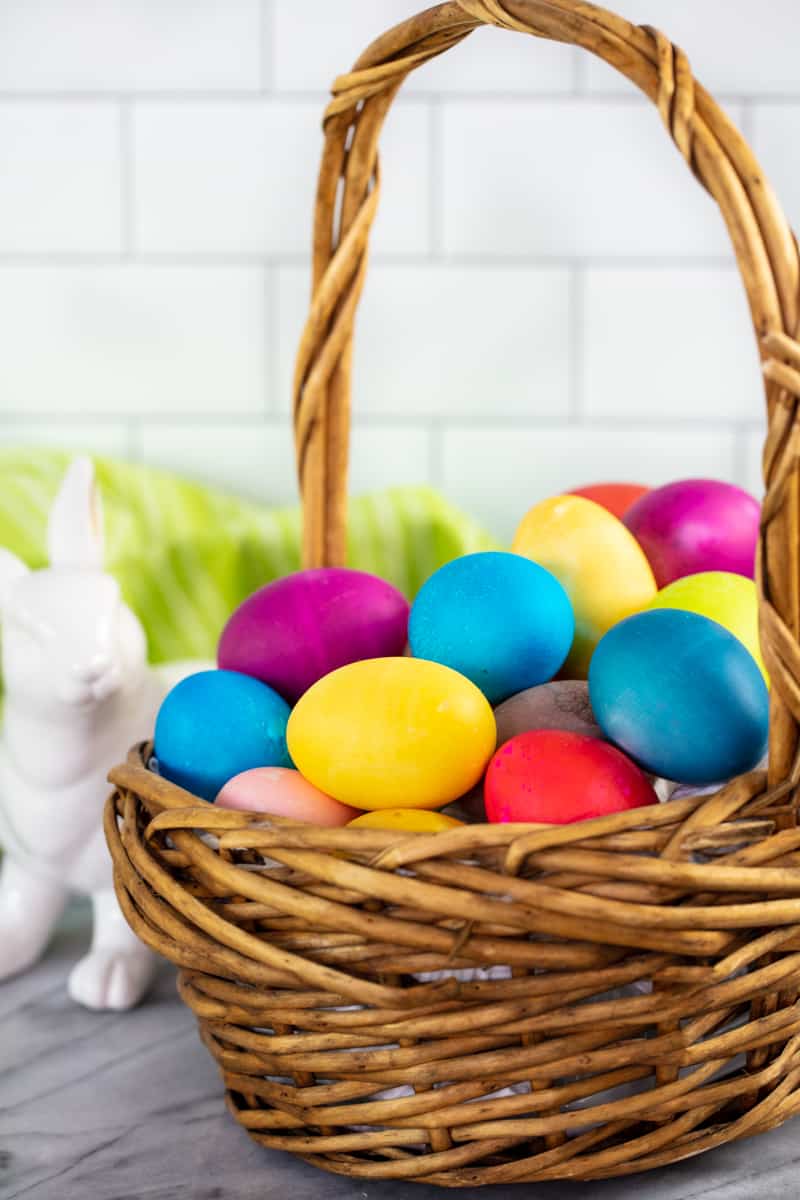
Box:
(154, 669, 292, 801)
(408, 551, 574, 704)
(588, 609, 768, 785)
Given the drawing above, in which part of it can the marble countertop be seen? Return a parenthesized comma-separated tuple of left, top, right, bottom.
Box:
(3, 904, 799, 1200)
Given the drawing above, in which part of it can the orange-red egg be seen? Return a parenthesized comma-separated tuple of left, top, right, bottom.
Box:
(569, 482, 649, 520)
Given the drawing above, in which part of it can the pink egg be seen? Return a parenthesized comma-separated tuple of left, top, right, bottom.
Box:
(218, 567, 409, 703)
(216, 767, 361, 825)
(623, 479, 759, 587)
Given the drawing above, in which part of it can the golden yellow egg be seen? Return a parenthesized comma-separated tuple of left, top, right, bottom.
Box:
(348, 809, 464, 832)
(287, 657, 496, 810)
(512, 495, 657, 676)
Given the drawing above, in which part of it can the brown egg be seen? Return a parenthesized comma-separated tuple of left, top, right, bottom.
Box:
(494, 680, 602, 748)
(444, 684, 604, 825)
(443, 786, 485, 824)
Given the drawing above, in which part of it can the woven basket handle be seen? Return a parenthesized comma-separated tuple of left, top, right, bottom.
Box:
(292, 0, 800, 790)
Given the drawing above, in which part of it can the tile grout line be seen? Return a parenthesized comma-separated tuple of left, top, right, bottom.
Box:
(568, 264, 585, 423)
(126, 419, 142, 463)
(733, 425, 752, 489)
(0, 88, 797, 103)
(428, 420, 444, 489)
(0, 253, 743, 269)
(118, 99, 135, 257)
(0, 412, 761, 432)
(572, 46, 587, 96)
(260, 0, 274, 94)
(267, 264, 281, 414)
(738, 97, 755, 143)
(428, 97, 443, 259)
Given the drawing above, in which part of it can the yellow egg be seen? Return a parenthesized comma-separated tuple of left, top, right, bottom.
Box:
(512, 495, 656, 676)
(648, 571, 767, 683)
(348, 809, 465, 832)
(287, 657, 496, 810)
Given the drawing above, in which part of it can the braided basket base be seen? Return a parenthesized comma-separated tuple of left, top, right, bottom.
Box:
(106, 745, 800, 1186)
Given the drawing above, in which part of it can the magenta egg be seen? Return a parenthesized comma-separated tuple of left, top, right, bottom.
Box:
(217, 567, 409, 703)
(623, 479, 759, 587)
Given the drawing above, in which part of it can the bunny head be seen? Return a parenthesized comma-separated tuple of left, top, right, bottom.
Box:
(0, 458, 147, 715)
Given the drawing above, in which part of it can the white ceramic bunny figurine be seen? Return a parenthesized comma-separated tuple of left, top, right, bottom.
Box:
(0, 458, 175, 1010)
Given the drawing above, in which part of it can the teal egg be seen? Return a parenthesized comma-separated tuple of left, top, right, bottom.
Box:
(588, 609, 768, 785)
(154, 669, 292, 801)
(408, 551, 574, 704)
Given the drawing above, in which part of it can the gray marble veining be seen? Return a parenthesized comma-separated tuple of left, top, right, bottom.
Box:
(2, 903, 799, 1200)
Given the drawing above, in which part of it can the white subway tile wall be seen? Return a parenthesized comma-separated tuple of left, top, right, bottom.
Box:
(581, 0, 800, 95)
(276, 264, 572, 417)
(132, 99, 432, 255)
(582, 269, 763, 423)
(138, 420, 434, 504)
(441, 100, 742, 258)
(0, 1, 263, 91)
(442, 427, 739, 542)
(0, 266, 267, 415)
(0, 104, 122, 252)
(0, 0, 787, 540)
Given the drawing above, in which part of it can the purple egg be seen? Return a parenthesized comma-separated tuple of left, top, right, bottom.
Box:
(217, 568, 409, 703)
(623, 479, 759, 587)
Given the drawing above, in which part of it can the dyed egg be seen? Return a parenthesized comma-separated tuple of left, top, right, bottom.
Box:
(648, 571, 766, 682)
(494, 680, 602, 747)
(624, 479, 759, 586)
(485, 730, 657, 824)
(218, 567, 409, 704)
(570, 482, 648, 520)
(408, 551, 574, 703)
(589, 609, 769, 785)
(154, 669, 291, 801)
(348, 809, 464, 832)
(449, 785, 487, 824)
(287, 657, 496, 810)
(216, 767, 359, 824)
(512, 495, 656, 676)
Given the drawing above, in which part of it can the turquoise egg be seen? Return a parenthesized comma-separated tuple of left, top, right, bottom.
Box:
(154, 669, 292, 801)
(408, 551, 574, 704)
(588, 609, 768, 785)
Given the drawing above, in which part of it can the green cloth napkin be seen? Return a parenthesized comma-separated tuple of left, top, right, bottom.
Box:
(0, 451, 498, 663)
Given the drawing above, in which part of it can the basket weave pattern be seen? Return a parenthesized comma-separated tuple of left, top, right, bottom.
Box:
(107, 0, 800, 1185)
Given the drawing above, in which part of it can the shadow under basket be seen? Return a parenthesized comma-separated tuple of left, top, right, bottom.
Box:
(106, 0, 800, 1187)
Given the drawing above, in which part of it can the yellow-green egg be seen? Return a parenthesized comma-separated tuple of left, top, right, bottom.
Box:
(287, 657, 496, 810)
(512, 495, 657, 676)
(647, 570, 767, 683)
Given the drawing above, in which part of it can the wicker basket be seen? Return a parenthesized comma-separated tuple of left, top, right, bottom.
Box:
(106, 0, 800, 1185)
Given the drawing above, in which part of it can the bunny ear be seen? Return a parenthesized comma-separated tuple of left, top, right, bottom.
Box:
(0, 547, 29, 612)
(47, 457, 105, 570)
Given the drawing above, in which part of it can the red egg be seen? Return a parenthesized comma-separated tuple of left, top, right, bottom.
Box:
(484, 730, 658, 824)
(569, 482, 649, 520)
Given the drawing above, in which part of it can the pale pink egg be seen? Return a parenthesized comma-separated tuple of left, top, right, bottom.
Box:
(216, 767, 360, 825)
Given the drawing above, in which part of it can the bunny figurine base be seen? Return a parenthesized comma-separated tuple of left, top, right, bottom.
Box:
(0, 458, 194, 1011)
